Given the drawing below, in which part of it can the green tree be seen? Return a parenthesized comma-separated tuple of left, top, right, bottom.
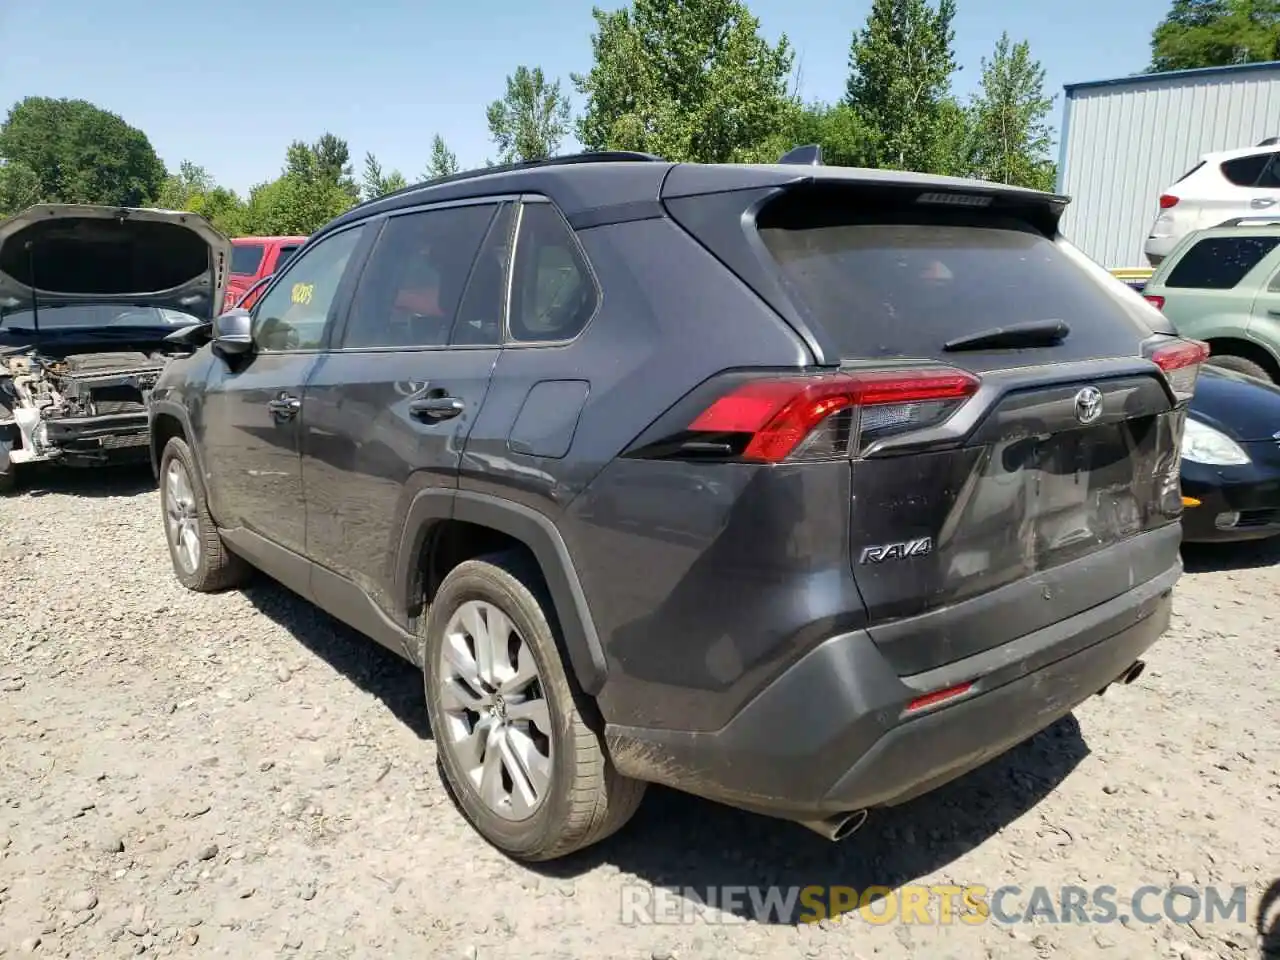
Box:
(845, 0, 960, 173)
(154, 160, 216, 210)
(241, 174, 353, 236)
(0, 160, 42, 215)
(361, 151, 408, 201)
(573, 0, 796, 163)
(1149, 0, 1280, 71)
(787, 101, 878, 167)
(286, 133, 360, 201)
(486, 65, 571, 163)
(967, 33, 1055, 190)
(0, 96, 165, 206)
(424, 134, 460, 179)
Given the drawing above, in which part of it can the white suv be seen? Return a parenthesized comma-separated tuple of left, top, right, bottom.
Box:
(1145, 138, 1280, 266)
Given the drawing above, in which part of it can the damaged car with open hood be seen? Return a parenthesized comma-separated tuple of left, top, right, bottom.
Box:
(0, 204, 230, 492)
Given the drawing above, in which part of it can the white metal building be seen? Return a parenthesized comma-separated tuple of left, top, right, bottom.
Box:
(1056, 61, 1280, 269)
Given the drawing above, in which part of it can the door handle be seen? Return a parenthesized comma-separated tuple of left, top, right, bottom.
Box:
(267, 395, 301, 419)
(1252, 197, 1278, 208)
(1268, 309, 1280, 318)
(408, 396, 465, 422)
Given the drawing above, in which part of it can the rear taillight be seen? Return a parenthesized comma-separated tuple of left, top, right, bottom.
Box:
(674, 367, 980, 463)
(1159, 194, 1179, 209)
(1143, 294, 1165, 310)
(1148, 338, 1210, 402)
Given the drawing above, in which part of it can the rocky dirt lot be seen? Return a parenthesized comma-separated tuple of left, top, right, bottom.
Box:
(1, 465, 1277, 960)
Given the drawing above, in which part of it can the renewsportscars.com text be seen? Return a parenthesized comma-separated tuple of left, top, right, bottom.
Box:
(619, 883, 1249, 926)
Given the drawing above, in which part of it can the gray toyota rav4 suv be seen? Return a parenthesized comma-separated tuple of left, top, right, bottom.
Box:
(148, 150, 1201, 861)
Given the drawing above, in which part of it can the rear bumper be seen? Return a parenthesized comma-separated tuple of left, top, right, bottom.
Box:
(605, 560, 1178, 821)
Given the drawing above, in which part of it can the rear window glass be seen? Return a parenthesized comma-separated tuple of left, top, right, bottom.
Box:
(1220, 153, 1271, 187)
(230, 243, 265, 276)
(275, 245, 299, 269)
(1164, 235, 1280, 289)
(757, 217, 1136, 359)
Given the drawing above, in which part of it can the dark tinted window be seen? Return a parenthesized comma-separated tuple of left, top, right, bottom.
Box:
(275, 245, 299, 269)
(1257, 156, 1280, 189)
(508, 202, 597, 343)
(341, 204, 496, 349)
(230, 243, 265, 276)
(1164, 235, 1280, 289)
(758, 213, 1138, 359)
(1220, 153, 1272, 187)
(251, 227, 364, 351)
(452, 203, 516, 346)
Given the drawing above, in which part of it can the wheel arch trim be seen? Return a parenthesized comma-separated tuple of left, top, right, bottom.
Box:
(395, 489, 608, 696)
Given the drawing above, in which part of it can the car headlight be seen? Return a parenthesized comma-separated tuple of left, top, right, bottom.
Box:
(1181, 418, 1251, 465)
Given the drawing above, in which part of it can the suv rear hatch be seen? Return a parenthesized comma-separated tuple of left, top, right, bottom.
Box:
(0, 204, 232, 320)
(662, 169, 1199, 676)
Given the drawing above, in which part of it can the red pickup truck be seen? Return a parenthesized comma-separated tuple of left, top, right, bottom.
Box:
(222, 235, 306, 312)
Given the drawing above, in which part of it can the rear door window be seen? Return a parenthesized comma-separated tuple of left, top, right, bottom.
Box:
(274, 245, 299, 270)
(230, 243, 265, 277)
(340, 203, 497, 349)
(1163, 235, 1280, 289)
(757, 213, 1141, 360)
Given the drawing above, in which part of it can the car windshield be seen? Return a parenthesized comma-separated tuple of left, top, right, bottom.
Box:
(0, 304, 199, 331)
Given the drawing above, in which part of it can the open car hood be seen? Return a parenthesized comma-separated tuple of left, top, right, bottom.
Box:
(0, 204, 232, 321)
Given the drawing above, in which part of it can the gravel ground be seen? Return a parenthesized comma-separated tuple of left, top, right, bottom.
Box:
(1, 464, 1277, 960)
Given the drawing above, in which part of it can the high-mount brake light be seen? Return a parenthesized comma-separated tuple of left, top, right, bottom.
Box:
(1148, 338, 1209, 402)
(685, 368, 981, 463)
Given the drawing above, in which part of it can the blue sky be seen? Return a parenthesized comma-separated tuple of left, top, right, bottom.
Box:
(0, 0, 1166, 197)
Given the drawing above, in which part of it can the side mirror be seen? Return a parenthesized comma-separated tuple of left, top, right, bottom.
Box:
(212, 308, 253, 355)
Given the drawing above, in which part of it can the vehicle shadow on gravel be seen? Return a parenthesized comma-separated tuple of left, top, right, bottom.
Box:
(1181, 538, 1280, 573)
(535, 715, 1091, 921)
(12, 461, 156, 499)
(240, 580, 432, 740)
(237, 572, 1090, 921)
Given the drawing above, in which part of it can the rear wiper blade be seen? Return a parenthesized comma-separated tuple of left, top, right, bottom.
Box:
(943, 319, 1070, 352)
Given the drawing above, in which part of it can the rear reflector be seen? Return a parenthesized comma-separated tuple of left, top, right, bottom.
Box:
(1159, 194, 1179, 209)
(1148, 338, 1210, 402)
(1143, 294, 1165, 310)
(906, 681, 974, 713)
(686, 367, 980, 462)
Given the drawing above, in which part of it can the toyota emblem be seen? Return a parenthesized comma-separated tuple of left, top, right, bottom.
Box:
(1074, 386, 1103, 425)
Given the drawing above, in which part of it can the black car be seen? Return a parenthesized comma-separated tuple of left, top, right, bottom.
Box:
(1181, 365, 1280, 542)
(0, 204, 230, 492)
(148, 149, 1201, 861)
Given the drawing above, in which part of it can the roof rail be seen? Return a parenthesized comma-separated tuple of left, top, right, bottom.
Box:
(360, 150, 668, 208)
(779, 144, 823, 165)
(1215, 215, 1280, 228)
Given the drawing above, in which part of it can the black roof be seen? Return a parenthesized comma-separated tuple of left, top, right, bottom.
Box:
(319, 151, 675, 238)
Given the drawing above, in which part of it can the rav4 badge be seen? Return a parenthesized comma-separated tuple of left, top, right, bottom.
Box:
(859, 537, 933, 564)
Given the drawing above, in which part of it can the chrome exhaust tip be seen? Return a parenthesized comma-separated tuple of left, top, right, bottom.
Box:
(797, 809, 868, 842)
(1120, 659, 1146, 685)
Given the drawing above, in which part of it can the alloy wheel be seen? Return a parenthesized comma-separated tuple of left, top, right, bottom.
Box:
(436, 600, 553, 820)
(164, 459, 200, 574)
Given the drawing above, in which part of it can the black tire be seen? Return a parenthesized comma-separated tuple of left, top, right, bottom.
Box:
(1206, 354, 1275, 384)
(158, 436, 250, 592)
(422, 551, 645, 861)
(0, 459, 16, 495)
